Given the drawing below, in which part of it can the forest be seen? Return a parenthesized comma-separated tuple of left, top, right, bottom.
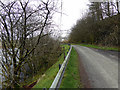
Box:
(69, 2, 120, 47)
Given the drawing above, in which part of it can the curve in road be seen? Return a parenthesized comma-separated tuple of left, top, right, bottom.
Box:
(73, 45, 118, 88)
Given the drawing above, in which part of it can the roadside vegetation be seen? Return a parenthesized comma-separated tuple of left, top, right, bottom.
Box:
(32, 45, 70, 88)
(79, 44, 119, 51)
(60, 48, 83, 88)
(69, 2, 119, 49)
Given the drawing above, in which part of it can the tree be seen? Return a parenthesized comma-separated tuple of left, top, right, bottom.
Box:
(69, 2, 119, 47)
(116, 1, 120, 14)
(89, 2, 103, 21)
(0, 0, 56, 88)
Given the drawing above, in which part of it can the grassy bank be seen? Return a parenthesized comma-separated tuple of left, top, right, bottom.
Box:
(78, 44, 119, 51)
(60, 48, 83, 88)
(32, 45, 70, 88)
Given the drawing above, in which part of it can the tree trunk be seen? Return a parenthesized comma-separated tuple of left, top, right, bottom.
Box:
(107, 2, 110, 17)
(116, 2, 120, 14)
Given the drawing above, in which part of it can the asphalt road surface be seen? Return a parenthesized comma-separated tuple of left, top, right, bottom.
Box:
(73, 45, 118, 88)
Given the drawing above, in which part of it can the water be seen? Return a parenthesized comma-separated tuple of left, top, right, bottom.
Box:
(0, 48, 31, 88)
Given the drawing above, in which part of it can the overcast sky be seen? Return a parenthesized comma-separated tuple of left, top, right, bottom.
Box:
(1, 0, 90, 38)
(53, 0, 90, 37)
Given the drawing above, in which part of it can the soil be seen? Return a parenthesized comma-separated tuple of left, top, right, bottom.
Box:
(76, 51, 91, 88)
(23, 81, 37, 89)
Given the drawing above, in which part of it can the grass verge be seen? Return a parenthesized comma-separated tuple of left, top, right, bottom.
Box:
(32, 45, 70, 88)
(78, 44, 119, 51)
(60, 48, 83, 88)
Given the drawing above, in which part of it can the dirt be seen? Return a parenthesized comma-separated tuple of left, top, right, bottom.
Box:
(23, 80, 37, 89)
(23, 74, 46, 89)
(76, 51, 91, 88)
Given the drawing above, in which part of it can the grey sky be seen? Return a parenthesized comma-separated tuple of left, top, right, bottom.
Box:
(1, 0, 119, 38)
(1, 0, 90, 38)
(53, 0, 90, 37)
(54, 0, 120, 38)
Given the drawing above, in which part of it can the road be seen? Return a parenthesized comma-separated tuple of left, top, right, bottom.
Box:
(73, 45, 118, 88)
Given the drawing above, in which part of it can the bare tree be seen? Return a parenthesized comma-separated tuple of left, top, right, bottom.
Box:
(0, 0, 56, 88)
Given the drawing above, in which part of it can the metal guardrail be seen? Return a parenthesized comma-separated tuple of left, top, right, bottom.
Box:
(49, 45, 72, 89)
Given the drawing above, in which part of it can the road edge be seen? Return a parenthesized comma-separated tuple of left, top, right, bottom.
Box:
(74, 47, 91, 88)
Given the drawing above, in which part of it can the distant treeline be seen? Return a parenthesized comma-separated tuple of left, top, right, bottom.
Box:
(69, 2, 120, 47)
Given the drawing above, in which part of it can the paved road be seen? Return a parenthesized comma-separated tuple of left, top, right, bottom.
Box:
(73, 45, 118, 88)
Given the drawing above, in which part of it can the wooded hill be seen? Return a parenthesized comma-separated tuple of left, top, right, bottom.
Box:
(69, 2, 120, 47)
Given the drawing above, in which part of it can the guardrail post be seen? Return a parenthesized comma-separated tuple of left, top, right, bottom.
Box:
(59, 64, 61, 70)
(43, 88, 47, 90)
(64, 52, 65, 60)
(63, 47, 65, 60)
